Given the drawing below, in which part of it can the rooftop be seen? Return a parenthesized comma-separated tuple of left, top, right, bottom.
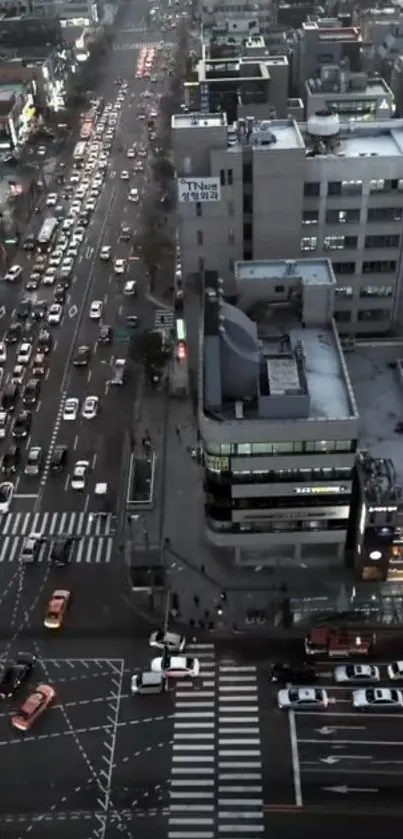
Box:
(346, 344, 403, 489)
(0, 83, 24, 101)
(301, 118, 403, 158)
(172, 113, 227, 129)
(306, 76, 391, 98)
(235, 258, 334, 286)
(227, 118, 305, 151)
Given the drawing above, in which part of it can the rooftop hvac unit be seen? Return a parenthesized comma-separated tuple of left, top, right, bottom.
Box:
(307, 110, 340, 139)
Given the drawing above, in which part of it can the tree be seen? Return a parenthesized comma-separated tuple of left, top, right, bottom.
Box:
(151, 156, 174, 184)
(129, 330, 167, 384)
(134, 198, 171, 291)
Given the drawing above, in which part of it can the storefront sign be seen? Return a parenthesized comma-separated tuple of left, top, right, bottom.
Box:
(177, 177, 221, 203)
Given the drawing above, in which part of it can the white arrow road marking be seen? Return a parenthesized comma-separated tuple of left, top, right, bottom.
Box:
(320, 755, 373, 764)
(322, 786, 378, 794)
(315, 726, 366, 734)
(0, 305, 5, 319)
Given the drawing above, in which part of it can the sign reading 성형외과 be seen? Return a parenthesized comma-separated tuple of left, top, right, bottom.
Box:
(177, 177, 221, 203)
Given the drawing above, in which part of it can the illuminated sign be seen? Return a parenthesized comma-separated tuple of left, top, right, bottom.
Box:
(295, 485, 349, 495)
(369, 506, 397, 513)
(177, 177, 221, 203)
(243, 507, 350, 520)
(204, 454, 229, 473)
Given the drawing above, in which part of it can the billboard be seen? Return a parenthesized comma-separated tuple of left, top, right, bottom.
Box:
(177, 177, 221, 203)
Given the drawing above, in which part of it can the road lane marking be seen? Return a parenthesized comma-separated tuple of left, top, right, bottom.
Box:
(289, 710, 303, 807)
(68, 305, 78, 318)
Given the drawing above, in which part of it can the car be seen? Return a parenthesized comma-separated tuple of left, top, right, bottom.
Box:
(20, 532, 44, 563)
(32, 353, 46, 378)
(334, 664, 380, 684)
(12, 411, 32, 440)
(114, 259, 125, 274)
(277, 687, 329, 710)
(50, 537, 74, 567)
(63, 398, 79, 421)
(149, 630, 186, 652)
(22, 379, 40, 407)
(151, 655, 200, 679)
(44, 589, 71, 629)
(5, 324, 22, 345)
(32, 301, 47, 321)
(33, 255, 47, 274)
(60, 258, 74, 278)
(5, 265, 22, 282)
(82, 396, 99, 419)
(49, 249, 64, 267)
(11, 684, 56, 731)
(17, 343, 33, 365)
(73, 345, 91, 367)
(72, 227, 85, 243)
(119, 226, 131, 241)
(0, 412, 7, 438)
(121, 170, 130, 180)
(61, 218, 74, 232)
(134, 162, 144, 173)
(46, 193, 57, 206)
(128, 188, 139, 202)
(38, 145, 47, 156)
(24, 446, 43, 477)
(352, 687, 403, 710)
(387, 661, 403, 680)
(125, 314, 140, 328)
(98, 325, 112, 345)
(0, 653, 36, 700)
(127, 149, 136, 158)
(2, 445, 20, 475)
(56, 237, 69, 252)
(50, 445, 68, 474)
(37, 330, 52, 354)
(100, 246, 112, 261)
(1, 384, 19, 412)
(11, 365, 24, 385)
(0, 482, 14, 513)
(269, 662, 317, 684)
(89, 300, 103, 320)
(53, 284, 66, 304)
(71, 460, 90, 490)
(23, 234, 35, 251)
(25, 273, 40, 291)
(66, 244, 79, 259)
(85, 199, 96, 212)
(0, 342, 6, 364)
(47, 304, 63, 325)
(123, 280, 137, 296)
(43, 267, 57, 285)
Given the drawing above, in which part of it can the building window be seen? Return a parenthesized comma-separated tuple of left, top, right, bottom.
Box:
(360, 285, 393, 298)
(365, 234, 400, 249)
(244, 222, 252, 241)
(196, 202, 202, 217)
(227, 169, 233, 186)
(229, 257, 234, 272)
(332, 262, 356, 275)
(326, 209, 360, 224)
(220, 169, 225, 186)
(304, 182, 320, 197)
(334, 311, 352, 322)
(328, 181, 342, 196)
(243, 194, 252, 213)
(358, 309, 390, 322)
(302, 210, 319, 225)
(363, 260, 397, 274)
(324, 235, 357, 250)
(228, 200, 234, 216)
(369, 179, 385, 193)
(301, 236, 317, 251)
(329, 180, 362, 196)
(197, 230, 203, 246)
(206, 440, 354, 456)
(367, 207, 403, 222)
(243, 163, 252, 183)
(335, 286, 353, 297)
(275, 285, 285, 293)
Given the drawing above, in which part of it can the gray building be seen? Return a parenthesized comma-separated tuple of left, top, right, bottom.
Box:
(173, 111, 403, 336)
(0, 0, 103, 22)
(201, 0, 275, 37)
(292, 19, 362, 97)
(200, 259, 359, 567)
(305, 68, 395, 120)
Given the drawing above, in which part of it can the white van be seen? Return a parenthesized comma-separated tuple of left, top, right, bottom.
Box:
(131, 671, 166, 695)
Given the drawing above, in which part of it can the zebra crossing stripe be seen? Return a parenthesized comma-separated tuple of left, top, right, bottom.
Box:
(154, 308, 174, 329)
(0, 535, 114, 564)
(0, 511, 114, 537)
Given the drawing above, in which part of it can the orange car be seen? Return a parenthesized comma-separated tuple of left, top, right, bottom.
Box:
(44, 589, 71, 630)
(11, 684, 55, 732)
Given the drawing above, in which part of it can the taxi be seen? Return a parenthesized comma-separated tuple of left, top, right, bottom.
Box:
(44, 589, 71, 629)
(11, 684, 55, 731)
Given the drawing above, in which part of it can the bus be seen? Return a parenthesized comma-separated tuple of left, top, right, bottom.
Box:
(80, 107, 97, 140)
(73, 141, 87, 164)
(37, 217, 58, 253)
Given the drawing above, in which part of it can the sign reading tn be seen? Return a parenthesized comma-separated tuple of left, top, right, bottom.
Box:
(177, 177, 221, 203)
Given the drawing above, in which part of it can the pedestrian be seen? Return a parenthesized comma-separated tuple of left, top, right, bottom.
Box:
(193, 594, 200, 607)
(204, 608, 210, 620)
(175, 425, 181, 439)
(200, 564, 205, 574)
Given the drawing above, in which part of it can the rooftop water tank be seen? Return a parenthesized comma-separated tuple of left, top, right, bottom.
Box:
(307, 110, 340, 138)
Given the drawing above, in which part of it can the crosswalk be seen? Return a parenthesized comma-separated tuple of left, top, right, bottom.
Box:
(154, 308, 174, 329)
(0, 512, 115, 564)
(169, 643, 264, 838)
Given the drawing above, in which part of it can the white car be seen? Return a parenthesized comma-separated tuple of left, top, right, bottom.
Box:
(60, 259, 74, 278)
(67, 246, 79, 259)
(47, 304, 63, 325)
(71, 460, 90, 491)
(0, 482, 14, 513)
(56, 237, 69, 252)
(151, 655, 200, 679)
(0, 342, 6, 363)
(43, 267, 57, 285)
(123, 280, 136, 296)
(149, 630, 186, 652)
(70, 173, 80, 184)
(0, 411, 7, 438)
(334, 664, 380, 684)
(352, 687, 403, 710)
(17, 343, 33, 365)
(277, 687, 328, 710)
(11, 364, 24, 384)
(128, 188, 139, 203)
(387, 661, 403, 680)
(82, 396, 99, 420)
(100, 246, 111, 260)
(72, 228, 85, 243)
(49, 250, 63, 267)
(89, 301, 103, 320)
(114, 259, 125, 274)
(85, 199, 96, 212)
(62, 219, 74, 233)
(5, 265, 22, 282)
(75, 186, 87, 199)
(127, 149, 136, 158)
(121, 170, 130, 180)
(46, 193, 57, 206)
(63, 398, 79, 421)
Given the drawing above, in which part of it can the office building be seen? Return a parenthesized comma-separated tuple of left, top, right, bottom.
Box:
(200, 259, 359, 567)
(291, 20, 362, 98)
(201, 0, 275, 37)
(0, 0, 103, 21)
(305, 68, 395, 120)
(173, 111, 403, 336)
